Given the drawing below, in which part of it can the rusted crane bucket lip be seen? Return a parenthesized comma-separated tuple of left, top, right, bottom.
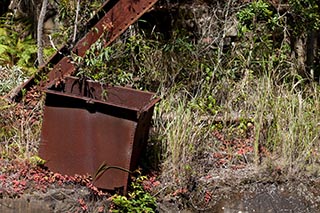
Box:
(44, 76, 160, 113)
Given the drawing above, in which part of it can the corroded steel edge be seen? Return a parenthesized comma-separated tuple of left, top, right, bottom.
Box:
(7, 0, 159, 102)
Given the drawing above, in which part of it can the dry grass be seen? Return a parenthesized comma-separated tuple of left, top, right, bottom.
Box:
(252, 77, 320, 174)
(153, 89, 208, 185)
(0, 90, 44, 161)
(0, 1, 319, 201)
(0, 66, 28, 97)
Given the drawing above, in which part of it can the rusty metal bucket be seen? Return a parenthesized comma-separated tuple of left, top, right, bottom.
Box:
(39, 76, 160, 192)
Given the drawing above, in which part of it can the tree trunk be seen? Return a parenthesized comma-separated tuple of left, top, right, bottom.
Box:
(37, 0, 48, 67)
(306, 31, 316, 79)
(293, 37, 306, 77)
(72, 0, 80, 43)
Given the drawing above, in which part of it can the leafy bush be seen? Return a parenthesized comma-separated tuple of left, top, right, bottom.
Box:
(0, 15, 37, 73)
(111, 175, 157, 213)
(0, 65, 28, 96)
(289, 0, 320, 33)
(237, 0, 273, 31)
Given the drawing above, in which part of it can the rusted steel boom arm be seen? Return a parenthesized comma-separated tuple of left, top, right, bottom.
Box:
(7, 0, 159, 102)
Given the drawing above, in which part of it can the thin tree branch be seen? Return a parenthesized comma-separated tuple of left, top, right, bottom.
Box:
(37, 0, 48, 67)
(72, 0, 80, 43)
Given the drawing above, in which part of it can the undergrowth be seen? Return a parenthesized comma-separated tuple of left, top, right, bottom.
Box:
(111, 174, 157, 213)
(0, 0, 320, 211)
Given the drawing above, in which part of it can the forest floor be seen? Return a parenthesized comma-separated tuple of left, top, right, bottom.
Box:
(0, 156, 320, 212)
(0, 87, 320, 213)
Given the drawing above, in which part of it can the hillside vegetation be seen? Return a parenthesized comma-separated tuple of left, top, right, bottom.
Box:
(0, 0, 320, 212)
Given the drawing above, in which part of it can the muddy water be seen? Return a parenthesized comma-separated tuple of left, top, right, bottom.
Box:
(0, 191, 315, 213)
(213, 190, 311, 213)
(158, 181, 319, 213)
(0, 183, 318, 213)
(0, 198, 51, 213)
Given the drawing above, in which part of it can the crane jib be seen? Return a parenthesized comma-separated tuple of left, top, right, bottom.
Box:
(6, 0, 159, 102)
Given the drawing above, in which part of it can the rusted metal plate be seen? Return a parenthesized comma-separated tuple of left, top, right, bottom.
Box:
(39, 77, 160, 192)
(62, 77, 159, 111)
(7, 0, 159, 102)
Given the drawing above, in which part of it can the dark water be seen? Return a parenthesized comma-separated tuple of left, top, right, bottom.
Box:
(158, 183, 318, 213)
(1, 185, 318, 213)
(0, 198, 51, 213)
(213, 190, 312, 213)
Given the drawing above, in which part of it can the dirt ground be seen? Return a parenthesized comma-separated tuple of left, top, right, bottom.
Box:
(1, 88, 320, 213)
(0, 159, 319, 212)
(157, 167, 320, 212)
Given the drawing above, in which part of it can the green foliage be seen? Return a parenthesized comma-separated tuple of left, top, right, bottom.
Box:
(236, 0, 281, 46)
(0, 65, 28, 96)
(72, 30, 214, 92)
(56, 0, 106, 43)
(1, 0, 319, 195)
(191, 94, 219, 115)
(237, 0, 273, 31)
(111, 175, 157, 213)
(58, 0, 103, 21)
(0, 15, 37, 73)
(235, 0, 292, 78)
(289, 0, 320, 33)
(73, 38, 136, 86)
(29, 155, 46, 166)
(252, 76, 320, 168)
(163, 36, 195, 53)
